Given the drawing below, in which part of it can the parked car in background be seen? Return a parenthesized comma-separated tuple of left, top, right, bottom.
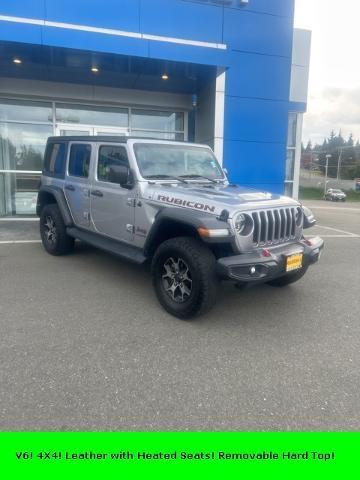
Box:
(324, 189, 347, 202)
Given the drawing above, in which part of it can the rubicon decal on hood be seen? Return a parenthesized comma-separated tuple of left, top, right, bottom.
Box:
(157, 195, 216, 213)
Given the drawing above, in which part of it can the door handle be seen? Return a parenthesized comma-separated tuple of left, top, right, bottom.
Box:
(91, 190, 104, 197)
(65, 184, 75, 191)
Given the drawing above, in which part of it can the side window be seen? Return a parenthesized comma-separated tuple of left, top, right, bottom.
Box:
(43, 143, 66, 177)
(98, 145, 129, 183)
(68, 144, 91, 178)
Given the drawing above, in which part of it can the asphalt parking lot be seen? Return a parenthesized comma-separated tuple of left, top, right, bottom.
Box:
(0, 200, 359, 431)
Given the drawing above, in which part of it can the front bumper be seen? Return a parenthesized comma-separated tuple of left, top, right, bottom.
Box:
(217, 236, 324, 283)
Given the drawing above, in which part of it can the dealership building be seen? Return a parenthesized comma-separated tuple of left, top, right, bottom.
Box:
(0, 0, 310, 216)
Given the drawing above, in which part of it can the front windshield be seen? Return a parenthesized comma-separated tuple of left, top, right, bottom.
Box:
(332, 189, 342, 193)
(133, 143, 225, 180)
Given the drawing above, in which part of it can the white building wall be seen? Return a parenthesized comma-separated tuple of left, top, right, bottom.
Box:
(290, 29, 312, 104)
(214, 70, 225, 165)
(195, 69, 225, 164)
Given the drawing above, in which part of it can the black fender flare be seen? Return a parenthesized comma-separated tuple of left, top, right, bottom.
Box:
(37, 186, 73, 227)
(143, 207, 233, 256)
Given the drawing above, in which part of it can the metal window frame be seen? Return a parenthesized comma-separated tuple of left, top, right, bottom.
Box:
(0, 96, 187, 132)
(0, 96, 187, 178)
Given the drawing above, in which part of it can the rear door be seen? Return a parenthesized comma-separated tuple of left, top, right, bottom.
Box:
(64, 142, 92, 228)
(90, 143, 135, 242)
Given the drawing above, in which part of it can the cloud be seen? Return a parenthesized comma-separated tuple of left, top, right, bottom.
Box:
(295, 0, 360, 145)
(303, 86, 360, 145)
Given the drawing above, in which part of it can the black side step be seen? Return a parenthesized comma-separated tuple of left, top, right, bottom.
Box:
(67, 227, 147, 265)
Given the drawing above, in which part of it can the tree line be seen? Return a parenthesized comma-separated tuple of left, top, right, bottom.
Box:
(301, 131, 360, 180)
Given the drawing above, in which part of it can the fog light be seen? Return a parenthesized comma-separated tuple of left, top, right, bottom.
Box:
(250, 266, 256, 275)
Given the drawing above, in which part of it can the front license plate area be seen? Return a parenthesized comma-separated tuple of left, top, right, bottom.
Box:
(286, 253, 303, 272)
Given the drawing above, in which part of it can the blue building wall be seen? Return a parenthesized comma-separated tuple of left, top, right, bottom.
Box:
(0, 0, 296, 193)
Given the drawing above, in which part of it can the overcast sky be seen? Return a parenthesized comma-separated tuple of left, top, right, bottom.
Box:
(294, 0, 360, 145)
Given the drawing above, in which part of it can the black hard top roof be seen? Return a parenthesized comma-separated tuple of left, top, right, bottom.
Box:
(47, 136, 186, 143)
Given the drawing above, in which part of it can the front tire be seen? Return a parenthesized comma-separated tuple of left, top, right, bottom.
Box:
(151, 237, 218, 319)
(267, 266, 308, 287)
(40, 204, 74, 256)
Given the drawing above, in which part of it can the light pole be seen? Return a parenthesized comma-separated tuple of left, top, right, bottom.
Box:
(325, 154, 331, 196)
(337, 149, 342, 180)
(336, 145, 355, 180)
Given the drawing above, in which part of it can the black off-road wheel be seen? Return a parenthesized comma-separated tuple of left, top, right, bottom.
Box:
(267, 266, 308, 287)
(40, 204, 74, 256)
(151, 237, 218, 320)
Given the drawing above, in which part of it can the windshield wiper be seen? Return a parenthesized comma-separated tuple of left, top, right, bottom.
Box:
(179, 174, 221, 184)
(145, 174, 188, 184)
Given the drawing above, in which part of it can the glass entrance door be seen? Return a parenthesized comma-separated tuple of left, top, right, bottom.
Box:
(56, 125, 92, 136)
(94, 127, 129, 136)
(56, 125, 129, 137)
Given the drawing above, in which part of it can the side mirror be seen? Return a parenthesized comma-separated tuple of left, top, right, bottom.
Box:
(302, 206, 316, 229)
(108, 165, 134, 189)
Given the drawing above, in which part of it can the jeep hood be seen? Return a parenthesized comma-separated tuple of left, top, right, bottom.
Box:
(143, 182, 299, 217)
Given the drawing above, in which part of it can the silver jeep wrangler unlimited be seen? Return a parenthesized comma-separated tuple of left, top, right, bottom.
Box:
(37, 136, 324, 319)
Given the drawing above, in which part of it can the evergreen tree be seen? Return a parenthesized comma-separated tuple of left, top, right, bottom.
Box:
(305, 140, 312, 152)
(347, 133, 354, 146)
(302, 132, 360, 179)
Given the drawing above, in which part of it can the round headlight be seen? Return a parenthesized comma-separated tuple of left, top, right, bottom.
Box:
(302, 206, 313, 220)
(234, 213, 246, 234)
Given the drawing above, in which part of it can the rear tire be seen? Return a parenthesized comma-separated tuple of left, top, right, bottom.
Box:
(267, 266, 308, 287)
(40, 204, 74, 256)
(151, 237, 218, 319)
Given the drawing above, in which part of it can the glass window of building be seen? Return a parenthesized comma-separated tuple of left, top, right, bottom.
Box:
(287, 112, 297, 148)
(131, 109, 184, 132)
(0, 123, 52, 171)
(0, 98, 187, 215)
(285, 113, 298, 197)
(0, 99, 53, 123)
(285, 149, 296, 181)
(0, 122, 53, 215)
(132, 131, 184, 141)
(60, 129, 91, 136)
(0, 100, 52, 215)
(55, 104, 128, 127)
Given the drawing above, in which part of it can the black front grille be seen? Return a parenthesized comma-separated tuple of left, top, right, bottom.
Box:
(252, 207, 300, 246)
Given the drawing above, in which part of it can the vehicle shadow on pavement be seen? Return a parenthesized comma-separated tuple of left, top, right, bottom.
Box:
(70, 241, 310, 331)
(198, 281, 307, 328)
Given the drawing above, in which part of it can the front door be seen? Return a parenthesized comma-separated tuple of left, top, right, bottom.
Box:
(90, 143, 135, 243)
(64, 142, 92, 228)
